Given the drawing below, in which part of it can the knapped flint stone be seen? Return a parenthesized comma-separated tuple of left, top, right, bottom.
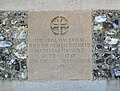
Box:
(0, 40, 12, 48)
(105, 36, 119, 45)
(113, 68, 120, 77)
(2, 49, 9, 54)
(16, 42, 27, 50)
(94, 15, 107, 23)
(0, 34, 4, 40)
(112, 52, 119, 57)
(94, 24, 103, 30)
(106, 29, 117, 35)
(12, 27, 26, 39)
(106, 57, 115, 65)
(4, 73, 11, 78)
(14, 51, 27, 59)
(0, 66, 5, 71)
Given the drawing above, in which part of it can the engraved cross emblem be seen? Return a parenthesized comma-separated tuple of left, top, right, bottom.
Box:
(50, 16, 69, 35)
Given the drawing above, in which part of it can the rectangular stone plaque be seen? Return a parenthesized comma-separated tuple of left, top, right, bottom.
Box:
(28, 11, 92, 80)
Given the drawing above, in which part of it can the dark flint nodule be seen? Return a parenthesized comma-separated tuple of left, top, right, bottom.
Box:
(108, 46, 112, 51)
(106, 58, 116, 65)
(96, 59, 104, 63)
(113, 19, 119, 25)
(93, 69, 101, 77)
(96, 44, 103, 49)
(112, 52, 119, 57)
(107, 13, 113, 18)
(0, 21, 2, 25)
(21, 60, 27, 69)
(103, 22, 114, 29)
(102, 53, 110, 58)
(14, 63, 20, 71)
(93, 69, 112, 78)
(101, 69, 112, 78)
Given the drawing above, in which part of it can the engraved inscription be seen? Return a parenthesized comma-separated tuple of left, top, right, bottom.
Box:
(29, 37, 91, 63)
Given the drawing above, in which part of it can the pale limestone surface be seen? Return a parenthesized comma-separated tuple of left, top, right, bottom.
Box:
(0, 0, 120, 91)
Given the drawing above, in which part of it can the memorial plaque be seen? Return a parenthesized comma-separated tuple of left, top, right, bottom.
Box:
(28, 11, 92, 80)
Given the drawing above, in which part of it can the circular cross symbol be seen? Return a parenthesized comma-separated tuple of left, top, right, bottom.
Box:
(50, 16, 69, 35)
